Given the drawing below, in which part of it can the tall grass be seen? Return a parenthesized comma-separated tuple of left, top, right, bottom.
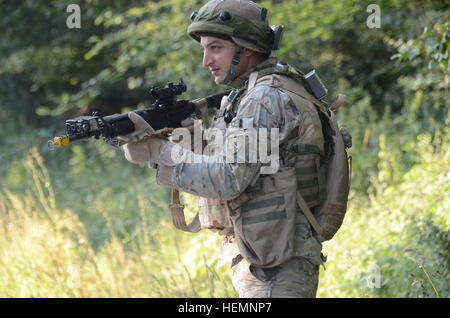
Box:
(0, 149, 236, 297)
(0, 129, 448, 297)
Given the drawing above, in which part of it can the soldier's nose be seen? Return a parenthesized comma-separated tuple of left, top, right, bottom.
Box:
(203, 51, 213, 68)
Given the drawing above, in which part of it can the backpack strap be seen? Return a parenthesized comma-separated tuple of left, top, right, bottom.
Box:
(296, 191, 323, 237)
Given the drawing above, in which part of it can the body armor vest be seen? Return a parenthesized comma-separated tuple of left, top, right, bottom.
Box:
(199, 62, 325, 224)
(197, 62, 326, 267)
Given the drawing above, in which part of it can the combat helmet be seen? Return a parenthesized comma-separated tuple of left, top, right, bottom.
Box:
(187, 0, 284, 85)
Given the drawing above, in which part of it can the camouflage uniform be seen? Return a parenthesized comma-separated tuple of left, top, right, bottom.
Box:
(156, 58, 324, 297)
(128, 0, 326, 298)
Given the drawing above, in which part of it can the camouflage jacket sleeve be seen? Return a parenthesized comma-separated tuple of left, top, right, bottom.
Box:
(156, 85, 300, 200)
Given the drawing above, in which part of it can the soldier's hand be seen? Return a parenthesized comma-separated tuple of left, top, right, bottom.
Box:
(119, 112, 167, 164)
(118, 111, 156, 144)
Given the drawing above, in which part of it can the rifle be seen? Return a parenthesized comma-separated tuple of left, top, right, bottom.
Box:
(48, 78, 227, 149)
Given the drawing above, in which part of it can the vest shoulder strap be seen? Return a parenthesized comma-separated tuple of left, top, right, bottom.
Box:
(251, 64, 328, 113)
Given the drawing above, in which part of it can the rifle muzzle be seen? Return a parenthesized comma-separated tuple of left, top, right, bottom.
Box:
(48, 136, 70, 150)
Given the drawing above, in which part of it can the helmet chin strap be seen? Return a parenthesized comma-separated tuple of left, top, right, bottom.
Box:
(215, 46, 243, 85)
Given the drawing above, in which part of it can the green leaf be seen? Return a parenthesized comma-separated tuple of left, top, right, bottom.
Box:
(425, 38, 439, 55)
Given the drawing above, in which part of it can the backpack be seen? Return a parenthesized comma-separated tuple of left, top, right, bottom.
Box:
(255, 65, 353, 242)
(296, 72, 353, 242)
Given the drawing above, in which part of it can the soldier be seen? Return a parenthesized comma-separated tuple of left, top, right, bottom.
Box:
(120, 0, 326, 298)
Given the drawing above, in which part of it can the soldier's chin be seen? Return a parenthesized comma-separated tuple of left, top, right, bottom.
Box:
(214, 74, 227, 85)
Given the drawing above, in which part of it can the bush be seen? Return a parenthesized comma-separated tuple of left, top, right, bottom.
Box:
(318, 130, 449, 298)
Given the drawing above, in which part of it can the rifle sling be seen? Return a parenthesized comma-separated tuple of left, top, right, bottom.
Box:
(169, 189, 201, 233)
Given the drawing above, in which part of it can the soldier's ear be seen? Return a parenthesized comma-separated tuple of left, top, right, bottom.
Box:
(243, 48, 254, 57)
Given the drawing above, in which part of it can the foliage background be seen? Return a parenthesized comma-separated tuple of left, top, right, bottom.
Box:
(0, 0, 448, 297)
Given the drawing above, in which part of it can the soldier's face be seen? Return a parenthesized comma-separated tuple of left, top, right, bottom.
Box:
(200, 36, 237, 80)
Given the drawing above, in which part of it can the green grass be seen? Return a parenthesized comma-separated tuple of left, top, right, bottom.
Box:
(0, 130, 448, 297)
(0, 149, 236, 297)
